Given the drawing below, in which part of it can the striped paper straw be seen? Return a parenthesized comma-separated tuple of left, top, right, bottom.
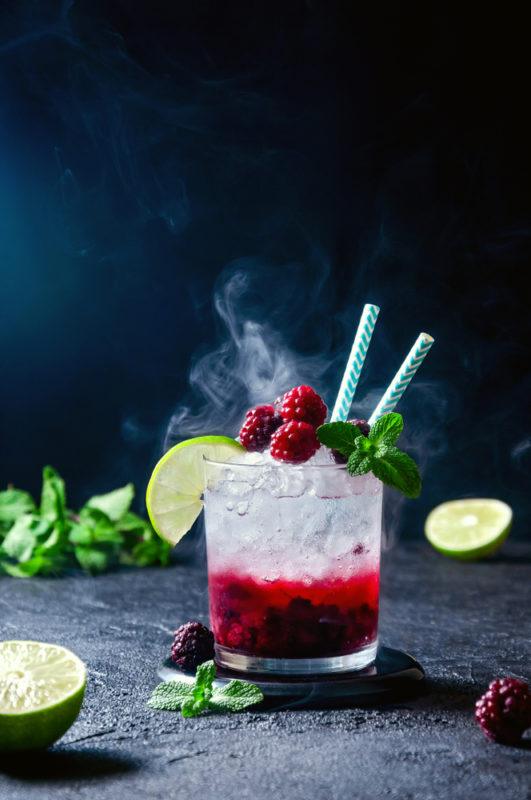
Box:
(368, 332, 434, 424)
(331, 303, 380, 422)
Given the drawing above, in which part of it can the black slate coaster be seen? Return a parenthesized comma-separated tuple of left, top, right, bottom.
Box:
(158, 645, 425, 708)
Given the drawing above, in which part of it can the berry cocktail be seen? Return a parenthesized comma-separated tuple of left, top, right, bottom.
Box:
(204, 459, 382, 673)
(202, 385, 383, 674)
(147, 313, 427, 677)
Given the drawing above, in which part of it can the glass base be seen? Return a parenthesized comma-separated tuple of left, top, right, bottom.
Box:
(215, 640, 378, 675)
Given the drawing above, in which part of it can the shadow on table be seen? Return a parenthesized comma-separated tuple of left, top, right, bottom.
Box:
(0, 747, 138, 782)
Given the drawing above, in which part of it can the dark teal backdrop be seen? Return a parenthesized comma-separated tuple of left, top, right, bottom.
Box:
(1, 3, 530, 539)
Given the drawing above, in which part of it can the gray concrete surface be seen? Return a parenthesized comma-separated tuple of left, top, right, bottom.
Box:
(1, 542, 530, 800)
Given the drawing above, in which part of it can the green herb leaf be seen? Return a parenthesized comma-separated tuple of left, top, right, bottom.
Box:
(74, 546, 109, 574)
(1, 468, 169, 579)
(1, 551, 57, 577)
(353, 435, 374, 453)
(209, 680, 264, 713)
(40, 466, 66, 525)
(369, 446, 422, 498)
(1, 515, 38, 561)
(368, 412, 403, 446)
(316, 422, 363, 456)
(193, 660, 216, 702)
(118, 511, 148, 532)
(86, 484, 135, 522)
(346, 452, 373, 476)
(129, 537, 172, 567)
(147, 660, 263, 718)
(147, 680, 194, 711)
(0, 490, 36, 526)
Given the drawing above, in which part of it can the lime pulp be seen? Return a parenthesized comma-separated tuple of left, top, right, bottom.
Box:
(0, 641, 86, 752)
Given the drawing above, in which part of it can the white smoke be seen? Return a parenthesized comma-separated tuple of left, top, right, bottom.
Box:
(164, 262, 449, 549)
(164, 264, 337, 448)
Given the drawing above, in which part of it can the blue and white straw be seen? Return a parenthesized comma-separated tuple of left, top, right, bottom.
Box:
(331, 303, 380, 422)
(368, 332, 434, 424)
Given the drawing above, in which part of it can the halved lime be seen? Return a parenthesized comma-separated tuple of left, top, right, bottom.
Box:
(0, 641, 86, 752)
(146, 436, 245, 545)
(425, 499, 512, 560)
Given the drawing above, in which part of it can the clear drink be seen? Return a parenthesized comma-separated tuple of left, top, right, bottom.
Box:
(204, 457, 383, 674)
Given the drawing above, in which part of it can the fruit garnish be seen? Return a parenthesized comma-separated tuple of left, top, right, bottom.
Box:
(278, 385, 327, 427)
(425, 499, 512, 560)
(146, 436, 245, 545)
(475, 678, 531, 744)
(0, 641, 86, 752)
(317, 412, 421, 498)
(171, 621, 215, 672)
(148, 660, 263, 718)
(239, 405, 283, 452)
(270, 420, 320, 464)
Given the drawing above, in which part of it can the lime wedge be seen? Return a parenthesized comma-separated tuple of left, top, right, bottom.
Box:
(0, 641, 86, 752)
(146, 435, 245, 545)
(425, 499, 512, 560)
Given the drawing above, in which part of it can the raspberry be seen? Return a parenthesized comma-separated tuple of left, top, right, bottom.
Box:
(475, 677, 531, 744)
(239, 405, 282, 452)
(332, 418, 371, 464)
(270, 420, 320, 463)
(170, 621, 215, 672)
(278, 385, 327, 427)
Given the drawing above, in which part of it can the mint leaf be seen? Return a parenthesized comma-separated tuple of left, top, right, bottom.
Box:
(369, 446, 422, 498)
(1, 515, 38, 561)
(68, 523, 93, 546)
(181, 696, 207, 718)
(117, 511, 148, 532)
(129, 536, 172, 567)
(193, 660, 216, 701)
(74, 546, 109, 573)
(40, 467, 66, 525)
(316, 422, 361, 457)
(353, 435, 374, 453)
(346, 452, 373, 476)
(147, 680, 194, 711)
(209, 680, 264, 713)
(78, 507, 124, 545)
(0, 490, 36, 526)
(369, 413, 403, 446)
(147, 660, 263, 719)
(1, 555, 55, 578)
(86, 484, 135, 522)
(1, 467, 170, 579)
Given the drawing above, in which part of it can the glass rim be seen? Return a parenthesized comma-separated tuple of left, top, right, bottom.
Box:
(203, 455, 349, 471)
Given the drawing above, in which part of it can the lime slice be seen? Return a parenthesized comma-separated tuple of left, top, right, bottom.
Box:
(0, 641, 86, 752)
(425, 499, 512, 560)
(146, 435, 245, 545)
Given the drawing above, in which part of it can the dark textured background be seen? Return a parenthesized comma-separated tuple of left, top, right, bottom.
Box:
(1, 3, 530, 540)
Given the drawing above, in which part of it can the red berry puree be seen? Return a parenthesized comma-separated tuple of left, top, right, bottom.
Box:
(209, 568, 379, 659)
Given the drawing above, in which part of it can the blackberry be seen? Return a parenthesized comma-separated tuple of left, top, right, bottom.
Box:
(475, 677, 531, 744)
(170, 621, 215, 672)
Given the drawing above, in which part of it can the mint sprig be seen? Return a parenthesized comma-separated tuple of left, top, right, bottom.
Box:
(316, 412, 421, 498)
(0, 466, 171, 577)
(148, 660, 264, 718)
